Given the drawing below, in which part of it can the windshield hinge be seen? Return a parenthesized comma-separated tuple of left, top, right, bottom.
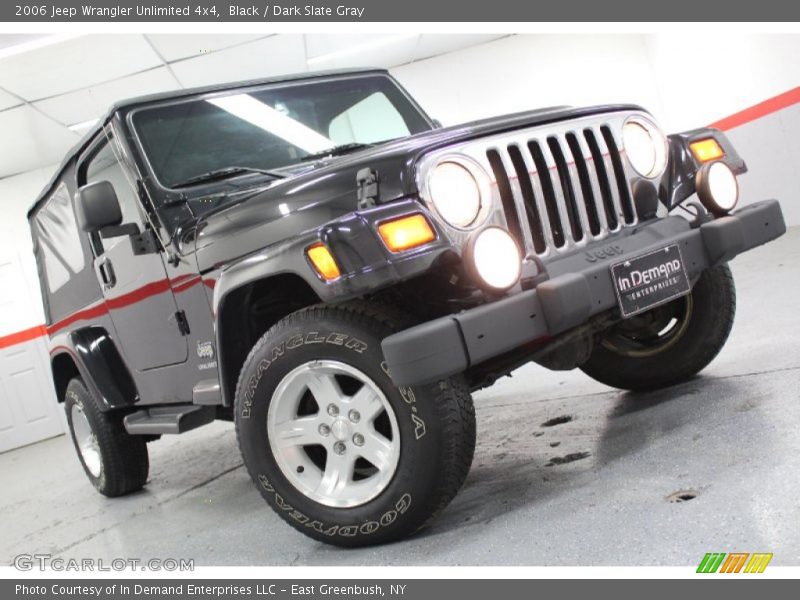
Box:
(174, 310, 191, 336)
(356, 168, 379, 209)
(136, 180, 158, 217)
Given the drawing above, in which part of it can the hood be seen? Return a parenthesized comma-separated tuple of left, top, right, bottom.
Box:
(193, 104, 641, 271)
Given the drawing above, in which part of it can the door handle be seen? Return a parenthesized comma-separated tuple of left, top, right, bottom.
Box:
(98, 258, 116, 290)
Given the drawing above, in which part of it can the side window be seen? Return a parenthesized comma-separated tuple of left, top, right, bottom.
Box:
(328, 93, 410, 144)
(82, 137, 143, 254)
(34, 183, 86, 293)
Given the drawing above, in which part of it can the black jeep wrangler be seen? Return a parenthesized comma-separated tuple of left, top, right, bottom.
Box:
(29, 69, 785, 547)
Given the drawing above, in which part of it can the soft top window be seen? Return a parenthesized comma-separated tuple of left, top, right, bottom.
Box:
(33, 183, 86, 293)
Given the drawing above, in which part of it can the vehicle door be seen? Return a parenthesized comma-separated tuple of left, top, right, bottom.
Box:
(79, 131, 188, 371)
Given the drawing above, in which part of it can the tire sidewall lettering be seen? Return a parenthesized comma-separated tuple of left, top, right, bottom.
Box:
(257, 475, 412, 539)
(240, 332, 367, 419)
(381, 361, 427, 439)
(242, 332, 427, 442)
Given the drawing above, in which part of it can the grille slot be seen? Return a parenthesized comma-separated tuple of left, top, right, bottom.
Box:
(565, 132, 601, 236)
(600, 125, 636, 225)
(480, 122, 638, 258)
(507, 144, 546, 254)
(547, 136, 584, 243)
(528, 140, 566, 248)
(583, 128, 619, 231)
(486, 149, 524, 246)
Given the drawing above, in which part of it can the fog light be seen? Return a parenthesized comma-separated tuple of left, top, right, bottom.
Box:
(465, 227, 522, 291)
(695, 161, 739, 216)
(307, 243, 341, 281)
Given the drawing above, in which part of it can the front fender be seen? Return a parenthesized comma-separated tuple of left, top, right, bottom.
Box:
(663, 127, 747, 210)
(211, 198, 456, 317)
(211, 199, 456, 406)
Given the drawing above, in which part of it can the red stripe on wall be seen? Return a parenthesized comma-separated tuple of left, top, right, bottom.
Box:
(710, 86, 800, 131)
(0, 325, 47, 350)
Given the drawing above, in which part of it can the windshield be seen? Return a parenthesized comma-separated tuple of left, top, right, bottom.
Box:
(132, 75, 431, 189)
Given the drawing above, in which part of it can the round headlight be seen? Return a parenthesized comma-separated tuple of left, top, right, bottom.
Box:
(622, 117, 668, 179)
(465, 227, 522, 292)
(427, 160, 483, 229)
(696, 161, 739, 215)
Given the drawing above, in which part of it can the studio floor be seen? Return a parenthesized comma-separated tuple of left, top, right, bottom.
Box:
(2, 227, 798, 567)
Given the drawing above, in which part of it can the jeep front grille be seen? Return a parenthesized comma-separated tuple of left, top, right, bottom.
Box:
(418, 112, 644, 260)
(485, 125, 637, 257)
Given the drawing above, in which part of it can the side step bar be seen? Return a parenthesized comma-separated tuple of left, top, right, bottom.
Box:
(124, 405, 215, 435)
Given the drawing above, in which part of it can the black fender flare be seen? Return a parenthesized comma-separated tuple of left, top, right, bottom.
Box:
(212, 231, 327, 408)
(52, 327, 138, 411)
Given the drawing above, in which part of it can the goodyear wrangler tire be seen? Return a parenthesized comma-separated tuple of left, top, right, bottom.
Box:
(580, 264, 736, 392)
(234, 302, 476, 547)
(64, 378, 149, 497)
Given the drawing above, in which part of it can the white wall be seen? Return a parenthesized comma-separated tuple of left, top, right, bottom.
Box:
(727, 106, 800, 227)
(0, 165, 55, 335)
(645, 34, 800, 132)
(394, 35, 667, 127)
(393, 33, 800, 135)
(0, 165, 65, 451)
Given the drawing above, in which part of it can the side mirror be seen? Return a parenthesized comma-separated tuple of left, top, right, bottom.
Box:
(75, 181, 122, 233)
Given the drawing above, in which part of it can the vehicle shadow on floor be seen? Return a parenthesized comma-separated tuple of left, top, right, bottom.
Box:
(420, 374, 741, 539)
(593, 376, 744, 466)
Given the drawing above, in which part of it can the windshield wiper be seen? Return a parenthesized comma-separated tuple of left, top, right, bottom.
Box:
(172, 166, 286, 188)
(299, 142, 373, 163)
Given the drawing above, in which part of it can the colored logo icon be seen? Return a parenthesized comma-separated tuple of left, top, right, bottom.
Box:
(697, 552, 773, 573)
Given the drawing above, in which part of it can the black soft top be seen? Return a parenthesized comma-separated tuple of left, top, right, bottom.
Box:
(27, 68, 388, 218)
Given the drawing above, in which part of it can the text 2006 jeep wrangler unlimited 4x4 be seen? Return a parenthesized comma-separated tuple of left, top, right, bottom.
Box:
(29, 69, 785, 546)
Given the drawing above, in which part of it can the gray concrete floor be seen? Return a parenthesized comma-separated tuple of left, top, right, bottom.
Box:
(2, 227, 799, 567)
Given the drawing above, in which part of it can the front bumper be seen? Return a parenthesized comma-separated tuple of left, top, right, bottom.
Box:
(382, 199, 786, 387)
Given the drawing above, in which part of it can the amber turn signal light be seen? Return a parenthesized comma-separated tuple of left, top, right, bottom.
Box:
(378, 214, 436, 253)
(306, 243, 341, 281)
(690, 138, 724, 163)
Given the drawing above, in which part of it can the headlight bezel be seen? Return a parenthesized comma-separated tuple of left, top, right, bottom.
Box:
(622, 115, 669, 180)
(419, 154, 493, 231)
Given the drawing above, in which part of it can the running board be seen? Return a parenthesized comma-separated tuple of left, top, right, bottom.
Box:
(123, 405, 215, 435)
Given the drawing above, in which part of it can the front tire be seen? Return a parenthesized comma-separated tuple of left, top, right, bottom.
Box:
(234, 302, 476, 547)
(64, 378, 149, 497)
(580, 264, 736, 391)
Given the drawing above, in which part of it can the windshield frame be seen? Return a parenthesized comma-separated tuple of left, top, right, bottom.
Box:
(124, 72, 435, 197)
